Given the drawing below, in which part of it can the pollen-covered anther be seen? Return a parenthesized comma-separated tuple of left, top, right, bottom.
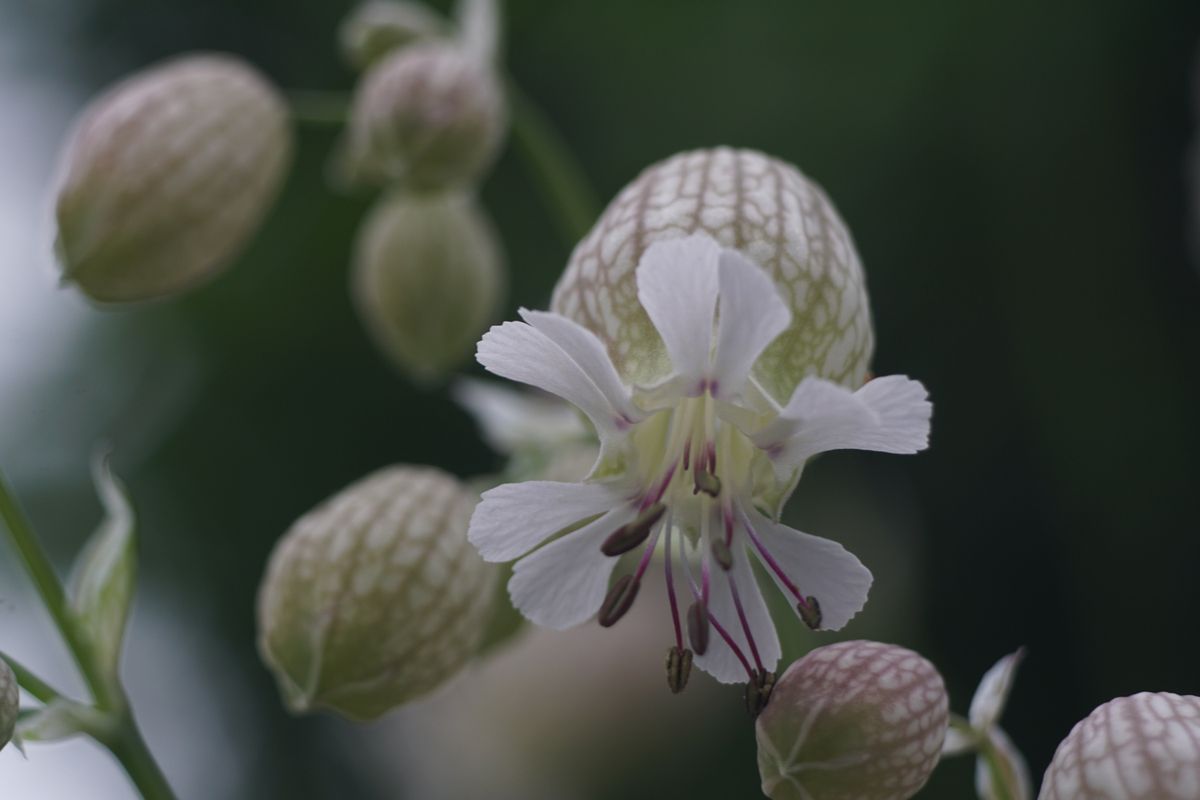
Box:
(599, 503, 666, 557)
(666, 646, 694, 694)
(687, 600, 711, 655)
(711, 538, 734, 571)
(598, 575, 641, 627)
(745, 669, 776, 717)
(797, 595, 822, 630)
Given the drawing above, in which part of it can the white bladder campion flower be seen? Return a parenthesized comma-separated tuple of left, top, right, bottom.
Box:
(469, 232, 930, 699)
(756, 640, 949, 800)
(1039, 692, 1200, 800)
(944, 650, 1031, 800)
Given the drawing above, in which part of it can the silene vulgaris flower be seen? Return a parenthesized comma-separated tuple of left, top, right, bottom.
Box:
(468, 233, 931, 706)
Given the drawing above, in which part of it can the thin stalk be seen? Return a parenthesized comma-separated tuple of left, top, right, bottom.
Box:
(105, 707, 177, 800)
(0, 652, 64, 704)
(0, 469, 116, 710)
(507, 81, 601, 246)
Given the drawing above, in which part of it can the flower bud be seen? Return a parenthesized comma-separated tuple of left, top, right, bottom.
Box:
(352, 191, 503, 382)
(53, 53, 292, 304)
(257, 465, 497, 720)
(1, 658, 17, 751)
(1039, 692, 1200, 800)
(345, 42, 505, 190)
(756, 640, 948, 800)
(551, 148, 874, 402)
(339, 0, 445, 70)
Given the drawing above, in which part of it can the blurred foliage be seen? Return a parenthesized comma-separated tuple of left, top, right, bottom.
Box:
(3, 0, 1200, 797)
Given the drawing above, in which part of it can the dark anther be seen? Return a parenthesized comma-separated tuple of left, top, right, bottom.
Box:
(686, 600, 710, 655)
(598, 575, 640, 627)
(600, 503, 666, 557)
(693, 470, 721, 498)
(744, 669, 777, 717)
(711, 538, 733, 571)
(797, 595, 823, 630)
(666, 646, 693, 694)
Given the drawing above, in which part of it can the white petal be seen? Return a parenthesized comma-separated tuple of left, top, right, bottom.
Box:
(477, 320, 631, 439)
(519, 309, 641, 424)
(507, 507, 636, 630)
(452, 378, 588, 454)
(693, 543, 781, 684)
(755, 375, 931, 476)
(976, 727, 1033, 800)
(711, 249, 790, 398)
(469, 480, 622, 562)
(942, 721, 977, 756)
(744, 508, 872, 631)
(636, 234, 720, 382)
(969, 649, 1024, 729)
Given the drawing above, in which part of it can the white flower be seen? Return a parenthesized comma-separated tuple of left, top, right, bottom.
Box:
(468, 233, 931, 691)
(944, 650, 1031, 800)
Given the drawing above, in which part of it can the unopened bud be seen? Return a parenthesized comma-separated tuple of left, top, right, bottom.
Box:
(797, 595, 822, 630)
(340, 0, 445, 70)
(553, 148, 874, 401)
(1039, 692, 1200, 800)
(257, 465, 496, 720)
(346, 42, 505, 190)
(53, 53, 291, 304)
(666, 646, 693, 694)
(756, 640, 948, 800)
(353, 191, 503, 383)
(1, 658, 16, 751)
(597, 575, 640, 627)
(599, 503, 665, 556)
(686, 600, 710, 655)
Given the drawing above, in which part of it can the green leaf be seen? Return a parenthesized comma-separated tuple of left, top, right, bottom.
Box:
(69, 450, 137, 685)
(14, 699, 111, 745)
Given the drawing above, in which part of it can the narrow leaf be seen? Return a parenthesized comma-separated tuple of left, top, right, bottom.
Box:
(69, 450, 137, 684)
(14, 699, 108, 744)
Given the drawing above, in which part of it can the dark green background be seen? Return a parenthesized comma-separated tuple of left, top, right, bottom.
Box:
(3, 0, 1200, 797)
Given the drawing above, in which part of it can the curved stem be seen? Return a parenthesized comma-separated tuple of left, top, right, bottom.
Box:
(506, 81, 601, 246)
(106, 705, 177, 800)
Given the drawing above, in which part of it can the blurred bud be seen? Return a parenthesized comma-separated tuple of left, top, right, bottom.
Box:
(1, 658, 16, 751)
(257, 465, 497, 720)
(756, 640, 948, 800)
(52, 53, 292, 304)
(340, 0, 445, 70)
(552, 147, 874, 402)
(1039, 692, 1200, 800)
(353, 191, 503, 383)
(345, 42, 505, 190)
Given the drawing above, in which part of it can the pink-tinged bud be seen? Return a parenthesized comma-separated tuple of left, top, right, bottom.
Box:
(756, 640, 949, 800)
(257, 466, 497, 720)
(1039, 692, 1200, 800)
(0, 658, 17, 751)
(53, 53, 292, 304)
(346, 42, 505, 190)
(552, 148, 874, 402)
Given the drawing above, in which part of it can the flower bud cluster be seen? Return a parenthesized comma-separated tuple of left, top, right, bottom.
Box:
(340, 0, 508, 383)
(257, 465, 497, 720)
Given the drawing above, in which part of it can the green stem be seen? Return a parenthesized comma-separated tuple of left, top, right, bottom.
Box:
(506, 81, 601, 246)
(0, 652, 64, 704)
(0, 470, 115, 709)
(105, 707, 177, 800)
